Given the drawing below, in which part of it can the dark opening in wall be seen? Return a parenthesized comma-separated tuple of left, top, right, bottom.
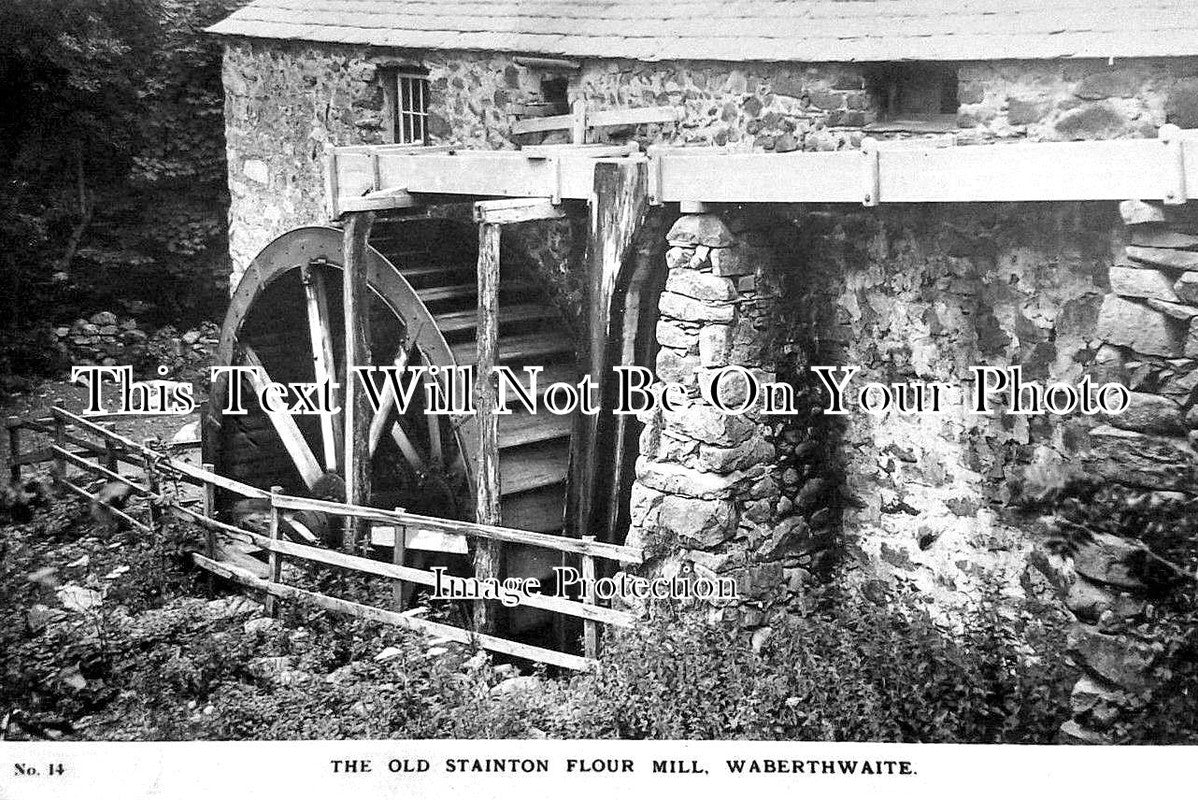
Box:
(866, 63, 960, 132)
(541, 76, 570, 114)
(380, 65, 430, 145)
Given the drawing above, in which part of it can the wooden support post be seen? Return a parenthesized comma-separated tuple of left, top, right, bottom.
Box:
(52, 406, 66, 492)
(342, 211, 375, 552)
(142, 439, 162, 535)
(473, 221, 503, 634)
(576, 160, 648, 541)
(202, 461, 217, 594)
(392, 508, 408, 611)
(104, 438, 119, 474)
(581, 535, 598, 660)
(7, 417, 21, 485)
(266, 485, 283, 617)
(571, 99, 588, 145)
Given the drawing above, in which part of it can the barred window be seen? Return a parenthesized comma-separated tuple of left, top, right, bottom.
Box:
(386, 69, 430, 145)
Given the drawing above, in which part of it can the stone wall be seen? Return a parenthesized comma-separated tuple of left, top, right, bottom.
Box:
(1058, 199, 1198, 743)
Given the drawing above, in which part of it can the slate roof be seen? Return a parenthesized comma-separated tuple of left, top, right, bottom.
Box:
(208, 0, 1198, 62)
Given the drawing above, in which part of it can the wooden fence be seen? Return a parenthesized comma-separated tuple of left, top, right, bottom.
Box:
(5, 406, 642, 671)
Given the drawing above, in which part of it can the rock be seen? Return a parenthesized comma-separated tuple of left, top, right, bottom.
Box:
(1130, 227, 1198, 250)
(659, 495, 737, 548)
(1102, 391, 1185, 435)
(751, 626, 773, 654)
(735, 563, 784, 600)
(710, 243, 770, 277)
(659, 292, 736, 324)
(663, 403, 756, 447)
(489, 675, 543, 697)
(182, 330, 202, 345)
(756, 516, 810, 559)
(666, 215, 735, 248)
(1096, 295, 1185, 357)
(1067, 627, 1159, 691)
(56, 585, 103, 613)
(1174, 272, 1198, 304)
(637, 458, 744, 499)
(655, 348, 699, 384)
(1053, 102, 1129, 140)
(656, 319, 696, 350)
(1120, 200, 1168, 226)
(1059, 719, 1111, 745)
(89, 311, 117, 326)
(1007, 98, 1050, 125)
(1072, 532, 1157, 590)
(698, 438, 773, 473)
(1108, 267, 1179, 302)
(249, 655, 295, 682)
(699, 325, 732, 367)
(1127, 245, 1198, 271)
(665, 270, 736, 302)
(243, 617, 278, 634)
(1146, 298, 1198, 320)
(1074, 70, 1140, 100)
(1083, 425, 1196, 490)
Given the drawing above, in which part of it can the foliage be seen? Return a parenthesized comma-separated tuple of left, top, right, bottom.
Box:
(572, 588, 1076, 742)
(0, 0, 246, 377)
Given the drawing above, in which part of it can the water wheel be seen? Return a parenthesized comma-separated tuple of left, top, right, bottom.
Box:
(204, 218, 580, 638)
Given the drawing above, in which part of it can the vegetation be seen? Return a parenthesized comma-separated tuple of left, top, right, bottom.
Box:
(0, 0, 243, 389)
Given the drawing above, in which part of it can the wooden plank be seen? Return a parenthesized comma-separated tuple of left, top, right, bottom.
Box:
(391, 508, 407, 611)
(8, 415, 21, 484)
(474, 220, 502, 634)
(59, 478, 153, 535)
(269, 493, 643, 563)
(578, 160, 649, 541)
(224, 525, 634, 629)
(472, 197, 567, 225)
(51, 445, 154, 498)
(191, 553, 595, 672)
(300, 262, 341, 472)
(367, 348, 410, 458)
(266, 485, 283, 617)
(342, 211, 375, 551)
(371, 525, 469, 555)
(582, 535, 598, 660)
(241, 346, 324, 491)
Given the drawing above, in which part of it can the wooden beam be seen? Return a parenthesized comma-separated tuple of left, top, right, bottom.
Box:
(576, 160, 649, 541)
(472, 197, 568, 225)
(473, 221, 502, 634)
(192, 554, 596, 671)
(342, 211, 375, 552)
(330, 134, 1198, 212)
(300, 262, 340, 472)
(240, 346, 324, 491)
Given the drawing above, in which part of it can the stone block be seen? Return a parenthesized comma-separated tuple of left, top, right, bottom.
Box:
(635, 458, 744, 500)
(659, 292, 736, 324)
(710, 242, 771, 277)
(664, 403, 757, 447)
(1053, 102, 1129, 140)
(1130, 227, 1198, 250)
(665, 270, 737, 302)
(655, 348, 700, 385)
(1102, 391, 1185, 435)
(699, 324, 733, 367)
(1096, 295, 1185, 357)
(1083, 425, 1196, 490)
(1146, 298, 1198, 321)
(666, 214, 736, 248)
(1067, 626, 1159, 692)
(656, 319, 697, 351)
(698, 437, 774, 473)
(1127, 245, 1198, 271)
(1174, 272, 1198, 304)
(756, 517, 811, 560)
(1120, 200, 1168, 226)
(1007, 97, 1050, 126)
(659, 495, 737, 549)
(1074, 70, 1141, 100)
(1108, 266, 1179, 302)
(1072, 532, 1156, 590)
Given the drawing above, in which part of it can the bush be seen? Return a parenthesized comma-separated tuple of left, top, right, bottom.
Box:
(571, 588, 1074, 742)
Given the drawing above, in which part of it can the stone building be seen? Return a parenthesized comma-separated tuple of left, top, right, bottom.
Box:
(208, 1, 1198, 741)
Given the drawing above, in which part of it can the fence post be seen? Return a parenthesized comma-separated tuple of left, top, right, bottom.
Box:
(51, 406, 66, 492)
(581, 535, 598, 660)
(6, 417, 21, 486)
(202, 462, 217, 594)
(266, 485, 283, 617)
(142, 439, 163, 537)
(392, 508, 407, 611)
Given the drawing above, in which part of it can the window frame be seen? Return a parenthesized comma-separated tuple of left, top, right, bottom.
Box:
(865, 63, 960, 133)
(381, 67, 431, 145)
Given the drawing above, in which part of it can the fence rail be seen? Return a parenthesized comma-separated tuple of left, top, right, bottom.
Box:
(5, 405, 641, 670)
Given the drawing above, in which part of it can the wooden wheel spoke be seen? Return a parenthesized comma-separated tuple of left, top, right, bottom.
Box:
(301, 262, 341, 472)
(367, 347, 410, 457)
(242, 345, 324, 491)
